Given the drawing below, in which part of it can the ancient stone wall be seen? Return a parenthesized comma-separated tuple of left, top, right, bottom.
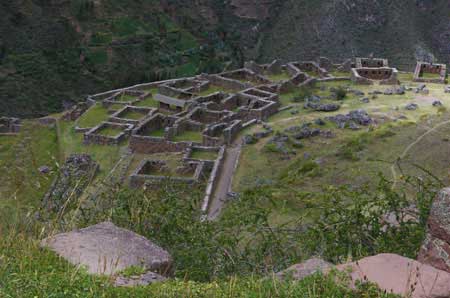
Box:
(109, 106, 155, 125)
(356, 57, 389, 68)
(83, 122, 133, 145)
(351, 67, 399, 85)
(0, 117, 22, 134)
(413, 61, 447, 84)
(129, 135, 192, 154)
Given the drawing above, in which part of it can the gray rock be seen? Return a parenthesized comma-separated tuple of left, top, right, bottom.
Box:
(432, 100, 443, 107)
(314, 118, 326, 126)
(405, 103, 419, 110)
(293, 128, 321, 140)
(304, 102, 340, 112)
(38, 165, 51, 174)
(445, 86, 450, 93)
(360, 97, 370, 103)
(41, 222, 172, 276)
(243, 134, 256, 145)
(115, 271, 166, 287)
(290, 109, 299, 115)
(276, 258, 333, 280)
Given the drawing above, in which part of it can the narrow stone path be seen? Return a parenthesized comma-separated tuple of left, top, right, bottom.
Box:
(207, 139, 242, 220)
(390, 119, 450, 189)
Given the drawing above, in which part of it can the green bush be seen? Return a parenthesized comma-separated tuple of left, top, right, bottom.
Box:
(334, 86, 347, 100)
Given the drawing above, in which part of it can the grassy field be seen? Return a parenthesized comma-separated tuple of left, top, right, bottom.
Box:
(173, 130, 203, 142)
(266, 71, 292, 82)
(233, 77, 450, 224)
(190, 149, 218, 160)
(77, 104, 110, 128)
(121, 110, 147, 120)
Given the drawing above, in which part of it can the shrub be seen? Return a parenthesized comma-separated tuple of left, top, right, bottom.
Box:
(334, 86, 347, 100)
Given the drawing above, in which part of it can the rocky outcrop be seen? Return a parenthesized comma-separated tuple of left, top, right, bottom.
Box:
(41, 222, 172, 280)
(418, 188, 450, 272)
(279, 254, 450, 298)
(42, 154, 98, 213)
(337, 254, 450, 298)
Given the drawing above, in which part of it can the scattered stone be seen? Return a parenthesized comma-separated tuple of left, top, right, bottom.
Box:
(276, 258, 332, 280)
(320, 130, 335, 138)
(290, 109, 299, 115)
(348, 122, 360, 130)
(360, 97, 370, 103)
(243, 134, 256, 145)
(348, 109, 372, 125)
(115, 271, 166, 287)
(337, 253, 450, 298)
(314, 118, 326, 126)
(292, 127, 321, 140)
(420, 88, 430, 95)
(444, 86, 450, 93)
(42, 154, 98, 213)
(349, 89, 365, 96)
(326, 109, 372, 128)
(291, 140, 303, 148)
(304, 102, 340, 112)
(432, 100, 443, 107)
(38, 165, 51, 174)
(41, 222, 173, 276)
(405, 103, 418, 110)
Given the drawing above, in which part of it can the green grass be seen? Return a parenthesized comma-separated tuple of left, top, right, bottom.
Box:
(134, 97, 159, 107)
(173, 130, 203, 142)
(58, 121, 124, 178)
(117, 93, 137, 102)
(97, 126, 123, 137)
(77, 104, 110, 128)
(190, 149, 218, 160)
(329, 70, 350, 77)
(266, 72, 291, 82)
(147, 128, 165, 137)
(420, 72, 442, 79)
(120, 110, 146, 120)
(0, 233, 398, 298)
(0, 122, 59, 225)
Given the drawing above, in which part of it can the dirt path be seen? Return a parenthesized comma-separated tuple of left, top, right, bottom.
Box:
(207, 140, 243, 220)
(390, 119, 450, 189)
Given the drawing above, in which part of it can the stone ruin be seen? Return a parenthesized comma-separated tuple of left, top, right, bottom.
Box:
(109, 105, 156, 125)
(356, 57, 389, 68)
(413, 61, 447, 84)
(129, 158, 208, 188)
(351, 67, 399, 85)
(0, 117, 21, 134)
(84, 121, 134, 145)
(350, 57, 399, 85)
(42, 154, 98, 214)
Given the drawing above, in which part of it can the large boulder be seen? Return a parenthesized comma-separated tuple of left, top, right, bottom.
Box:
(41, 222, 172, 277)
(418, 188, 450, 272)
(276, 258, 332, 280)
(337, 253, 450, 298)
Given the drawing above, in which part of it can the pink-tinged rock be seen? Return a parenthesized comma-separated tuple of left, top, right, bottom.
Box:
(337, 253, 450, 298)
(419, 188, 450, 272)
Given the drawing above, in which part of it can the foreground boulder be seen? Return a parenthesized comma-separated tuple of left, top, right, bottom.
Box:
(418, 188, 450, 272)
(337, 254, 450, 298)
(41, 222, 172, 280)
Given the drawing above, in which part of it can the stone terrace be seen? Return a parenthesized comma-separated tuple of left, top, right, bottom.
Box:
(413, 61, 447, 84)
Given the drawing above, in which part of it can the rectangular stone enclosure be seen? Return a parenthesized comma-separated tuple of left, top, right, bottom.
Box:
(84, 122, 133, 145)
(413, 62, 447, 84)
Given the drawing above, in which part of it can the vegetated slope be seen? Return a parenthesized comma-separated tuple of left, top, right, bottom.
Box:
(252, 0, 450, 67)
(3, 0, 450, 117)
(0, 0, 237, 118)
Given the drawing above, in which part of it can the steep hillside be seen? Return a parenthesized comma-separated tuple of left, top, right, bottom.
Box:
(246, 0, 450, 67)
(2, 0, 450, 117)
(0, 0, 237, 117)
